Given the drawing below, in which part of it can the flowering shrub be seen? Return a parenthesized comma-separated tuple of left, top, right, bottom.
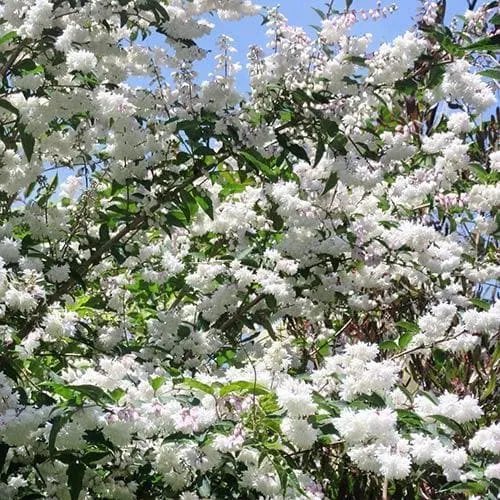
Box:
(0, 0, 498, 498)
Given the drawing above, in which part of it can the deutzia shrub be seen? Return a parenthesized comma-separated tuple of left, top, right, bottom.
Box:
(0, 0, 498, 498)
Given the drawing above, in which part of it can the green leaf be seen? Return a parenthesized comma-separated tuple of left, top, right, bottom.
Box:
(274, 461, 288, 492)
(67, 461, 85, 500)
(67, 385, 112, 404)
(178, 324, 191, 339)
(346, 0, 353, 8)
(322, 171, 338, 195)
(150, 376, 166, 393)
(352, 392, 386, 408)
(0, 98, 18, 115)
(312, 7, 326, 20)
(380, 340, 399, 351)
(464, 34, 500, 52)
(219, 380, 270, 397)
(346, 55, 367, 66)
(398, 331, 413, 349)
(469, 297, 491, 311)
(82, 450, 111, 465)
(479, 68, 500, 80)
(144, 0, 170, 22)
(329, 133, 348, 155)
(110, 388, 126, 402)
(320, 118, 339, 137)
(469, 163, 491, 183)
(481, 373, 496, 401)
(440, 481, 487, 495)
(491, 13, 500, 25)
(314, 139, 325, 167)
(216, 348, 236, 367)
(429, 414, 463, 434)
(0, 444, 9, 475)
(240, 151, 276, 179)
(119, 11, 128, 27)
(427, 64, 446, 88)
(395, 321, 420, 334)
(194, 193, 214, 219)
(99, 224, 110, 243)
(264, 294, 277, 309)
(182, 378, 214, 395)
(287, 143, 310, 163)
(394, 78, 418, 95)
(14, 59, 38, 73)
(20, 130, 35, 161)
(0, 31, 17, 46)
(48, 411, 75, 457)
(396, 409, 424, 427)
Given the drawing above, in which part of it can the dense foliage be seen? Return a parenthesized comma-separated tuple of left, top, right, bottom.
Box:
(0, 0, 498, 498)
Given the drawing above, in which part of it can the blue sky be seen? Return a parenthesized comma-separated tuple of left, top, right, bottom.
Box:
(194, 0, 422, 90)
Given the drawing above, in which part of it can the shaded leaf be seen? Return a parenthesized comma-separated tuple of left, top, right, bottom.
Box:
(20, 130, 35, 161)
(322, 171, 338, 195)
(67, 461, 85, 500)
(68, 384, 112, 404)
(288, 143, 310, 163)
(0, 98, 18, 115)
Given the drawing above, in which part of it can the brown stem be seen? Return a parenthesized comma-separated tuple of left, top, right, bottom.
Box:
(382, 478, 388, 500)
(216, 294, 266, 333)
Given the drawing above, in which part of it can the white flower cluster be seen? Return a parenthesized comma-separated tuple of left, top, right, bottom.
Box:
(0, 0, 497, 498)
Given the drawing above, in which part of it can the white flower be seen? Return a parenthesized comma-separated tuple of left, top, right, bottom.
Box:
(43, 308, 77, 339)
(333, 408, 397, 444)
(4, 289, 37, 313)
(436, 393, 483, 423)
(484, 462, 500, 480)
(320, 15, 354, 45)
(490, 150, 500, 171)
(276, 379, 316, 418)
(469, 423, 500, 454)
(469, 184, 500, 212)
(13, 74, 44, 91)
(410, 434, 444, 464)
(281, 417, 318, 450)
(432, 447, 467, 481)
(19, 257, 44, 272)
(179, 493, 200, 500)
(377, 449, 412, 479)
(414, 392, 482, 423)
(7, 475, 28, 489)
(348, 444, 382, 473)
(0, 238, 20, 263)
(66, 49, 98, 73)
(212, 426, 245, 452)
(447, 112, 473, 134)
(367, 32, 428, 85)
(46, 264, 70, 283)
(19, 0, 54, 38)
(343, 342, 379, 361)
(441, 59, 496, 112)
